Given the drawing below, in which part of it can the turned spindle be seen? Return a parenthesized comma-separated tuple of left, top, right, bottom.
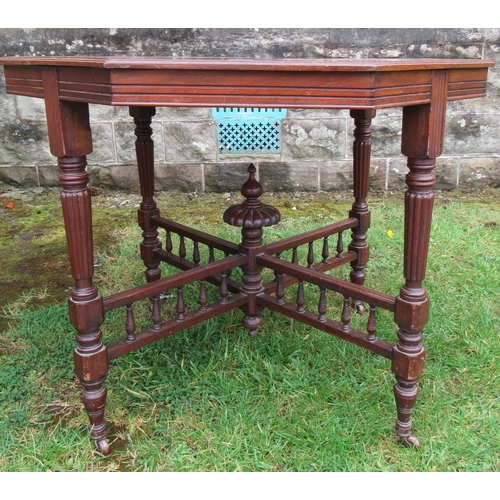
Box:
(125, 304, 136, 342)
(318, 288, 327, 322)
(322, 237, 329, 263)
(199, 280, 208, 312)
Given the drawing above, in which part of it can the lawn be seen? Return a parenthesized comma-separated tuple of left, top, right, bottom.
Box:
(0, 187, 499, 472)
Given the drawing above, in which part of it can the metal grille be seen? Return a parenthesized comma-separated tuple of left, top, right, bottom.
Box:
(212, 108, 286, 154)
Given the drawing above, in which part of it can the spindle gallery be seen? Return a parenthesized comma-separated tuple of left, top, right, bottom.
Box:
(0, 56, 493, 454)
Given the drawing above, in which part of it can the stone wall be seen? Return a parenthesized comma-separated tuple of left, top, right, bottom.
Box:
(0, 28, 499, 192)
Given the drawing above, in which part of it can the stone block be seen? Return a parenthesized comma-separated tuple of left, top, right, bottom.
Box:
(367, 159, 388, 191)
(459, 156, 500, 189)
(164, 121, 217, 162)
(0, 95, 17, 122)
(388, 157, 458, 190)
(371, 115, 403, 157)
(113, 121, 164, 164)
(406, 42, 483, 59)
(446, 95, 498, 116)
(281, 118, 346, 160)
(90, 164, 140, 191)
(287, 109, 348, 118)
(15, 95, 47, 121)
(155, 164, 203, 192)
(259, 161, 319, 192)
(319, 160, 353, 191)
(204, 163, 250, 192)
(217, 153, 281, 163)
(89, 103, 115, 122)
(319, 158, 387, 191)
(0, 120, 52, 165)
(38, 164, 59, 186)
(158, 107, 212, 120)
(0, 165, 38, 186)
(444, 112, 500, 155)
(87, 123, 115, 163)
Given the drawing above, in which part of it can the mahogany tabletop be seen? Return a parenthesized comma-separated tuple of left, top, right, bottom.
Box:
(0, 56, 494, 109)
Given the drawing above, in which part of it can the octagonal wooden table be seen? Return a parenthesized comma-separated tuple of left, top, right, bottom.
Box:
(0, 56, 493, 454)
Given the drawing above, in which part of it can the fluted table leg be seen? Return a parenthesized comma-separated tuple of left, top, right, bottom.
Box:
(393, 70, 448, 447)
(349, 109, 376, 312)
(42, 66, 110, 454)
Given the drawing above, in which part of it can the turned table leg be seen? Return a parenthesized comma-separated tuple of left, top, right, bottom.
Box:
(59, 155, 109, 454)
(393, 71, 448, 447)
(130, 107, 161, 284)
(130, 107, 163, 327)
(42, 67, 110, 453)
(349, 109, 375, 312)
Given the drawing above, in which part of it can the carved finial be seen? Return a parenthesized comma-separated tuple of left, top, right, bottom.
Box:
(223, 164, 280, 229)
(240, 163, 263, 201)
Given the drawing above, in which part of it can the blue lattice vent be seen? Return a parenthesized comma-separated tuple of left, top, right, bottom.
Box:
(212, 108, 286, 154)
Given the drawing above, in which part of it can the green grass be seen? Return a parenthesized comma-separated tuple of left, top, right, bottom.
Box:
(0, 190, 499, 471)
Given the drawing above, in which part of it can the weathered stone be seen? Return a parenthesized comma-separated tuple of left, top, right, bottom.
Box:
(38, 164, 59, 186)
(89, 103, 115, 122)
(0, 95, 17, 123)
(370, 115, 403, 157)
(0, 120, 52, 165)
(0, 166, 38, 186)
(87, 123, 115, 164)
(287, 109, 348, 118)
(388, 157, 459, 190)
(90, 165, 141, 191)
(159, 107, 212, 120)
(459, 156, 500, 189)
(164, 121, 217, 162)
(15, 95, 47, 122)
(407, 43, 483, 59)
(444, 112, 500, 155)
(218, 152, 281, 163)
(369, 159, 388, 191)
(282, 118, 346, 160)
(155, 164, 203, 192)
(319, 160, 353, 191)
(204, 163, 250, 192)
(114, 121, 164, 164)
(259, 161, 319, 192)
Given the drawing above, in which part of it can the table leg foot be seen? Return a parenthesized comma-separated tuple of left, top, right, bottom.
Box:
(95, 437, 111, 455)
(352, 299, 364, 313)
(400, 435, 420, 448)
(393, 376, 421, 449)
(79, 373, 109, 454)
(242, 313, 262, 337)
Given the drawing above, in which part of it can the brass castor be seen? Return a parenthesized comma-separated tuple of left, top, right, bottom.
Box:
(353, 299, 364, 313)
(401, 435, 420, 448)
(95, 438, 111, 455)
